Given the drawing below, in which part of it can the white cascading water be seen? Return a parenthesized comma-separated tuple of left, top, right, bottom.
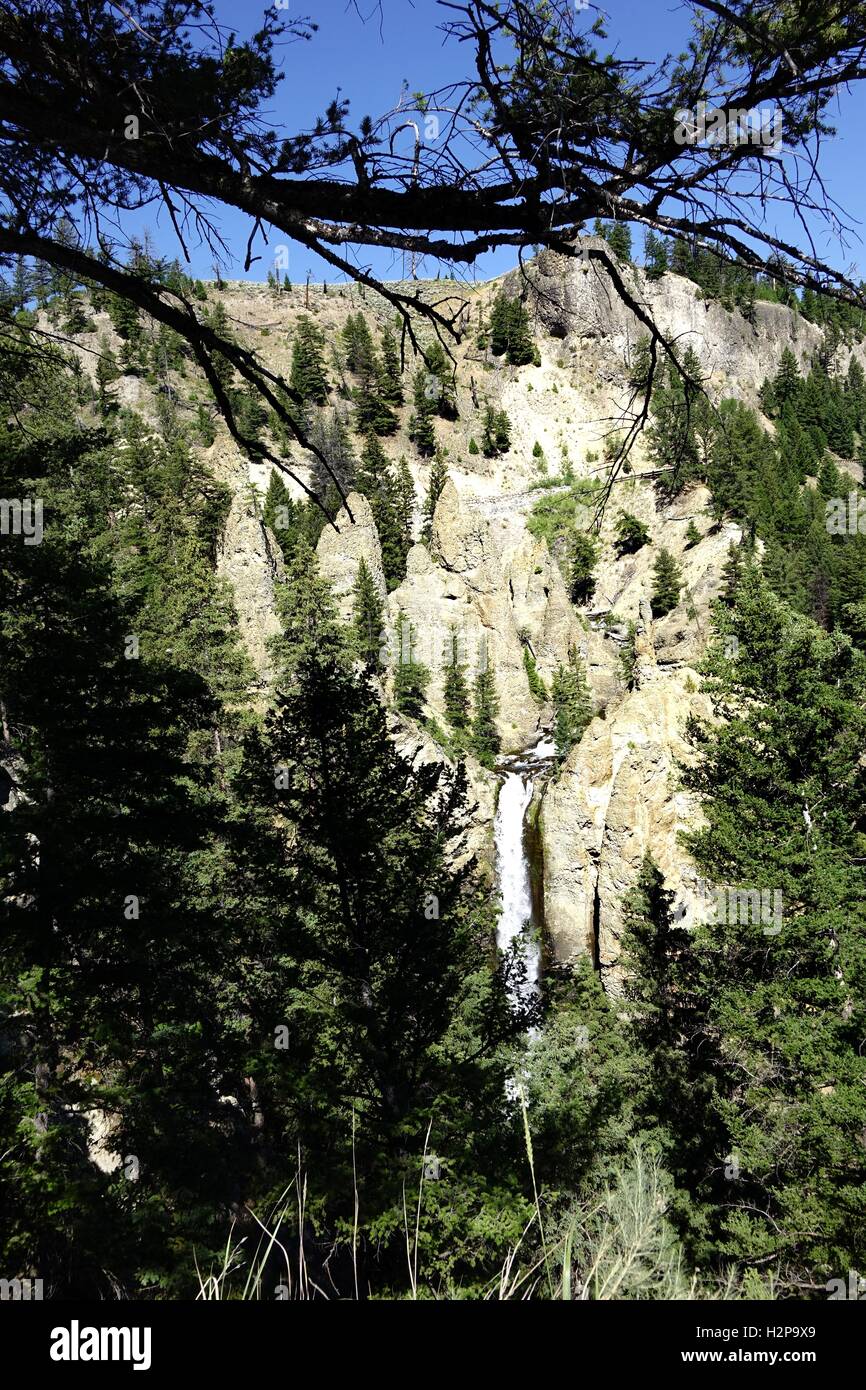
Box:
(494, 736, 556, 1007)
(494, 772, 537, 1002)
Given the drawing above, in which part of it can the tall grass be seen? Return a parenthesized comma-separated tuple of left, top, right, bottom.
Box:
(194, 1119, 775, 1301)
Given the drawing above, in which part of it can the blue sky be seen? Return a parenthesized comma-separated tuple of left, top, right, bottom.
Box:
(131, 0, 866, 285)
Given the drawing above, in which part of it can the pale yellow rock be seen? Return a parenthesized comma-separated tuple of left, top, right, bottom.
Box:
(541, 664, 713, 995)
(387, 481, 585, 751)
(215, 491, 284, 683)
(316, 491, 387, 622)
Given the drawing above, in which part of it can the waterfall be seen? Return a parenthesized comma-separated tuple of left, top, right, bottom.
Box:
(495, 771, 537, 1002)
(494, 736, 556, 1006)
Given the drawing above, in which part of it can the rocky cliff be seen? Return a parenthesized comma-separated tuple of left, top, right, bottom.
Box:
(68, 242, 863, 993)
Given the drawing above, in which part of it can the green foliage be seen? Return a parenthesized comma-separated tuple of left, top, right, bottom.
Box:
(551, 647, 592, 760)
(613, 511, 650, 557)
(352, 557, 384, 667)
(643, 230, 669, 281)
(481, 403, 511, 457)
(94, 335, 120, 416)
(0, 343, 260, 1296)
(646, 349, 713, 499)
(595, 219, 632, 263)
(408, 366, 437, 457)
(650, 547, 683, 617)
(442, 628, 470, 730)
(262, 468, 294, 552)
(488, 291, 537, 365)
(343, 312, 399, 436)
(569, 529, 599, 605)
(421, 449, 449, 543)
(260, 618, 527, 1293)
(523, 644, 549, 705)
(273, 539, 348, 676)
(392, 615, 430, 718)
(290, 315, 330, 405)
(378, 328, 405, 407)
(469, 661, 500, 765)
(660, 575, 866, 1288)
(355, 434, 409, 590)
(422, 342, 458, 419)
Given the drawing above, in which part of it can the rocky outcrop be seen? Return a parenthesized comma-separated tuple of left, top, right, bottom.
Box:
(541, 655, 713, 996)
(216, 493, 285, 683)
(588, 483, 744, 666)
(137, 265, 807, 996)
(389, 712, 498, 874)
(387, 480, 585, 751)
(526, 239, 866, 406)
(316, 491, 387, 622)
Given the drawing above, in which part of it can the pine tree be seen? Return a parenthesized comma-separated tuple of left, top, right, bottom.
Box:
(647, 349, 711, 499)
(470, 657, 500, 764)
(551, 646, 593, 760)
(378, 328, 405, 406)
(614, 511, 651, 556)
(422, 449, 449, 542)
(341, 312, 376, 374)
(344, 313, 397, 435)
(408, 366, 437, 456)
(643, 231, 669, 281)
(290, 315, 330, 405)
(522, 644, 548, 704)
(395, 456, 415, 558)
(488, 291, 536, 365)
(606, 222, 632, 262)
(650, 547, 683, 616)
(422, 342, 459, 419)
(274, 538, 348, 675)
(569, 531, 599, 605)
(356, 434, 405, 590)
(261, 632, 525, 1256)
(0, 360, 266, 1295)
(94, 334, 120, 415)
(392, 614, 430, 717)
(352, 557, 384, 667)
(442, 627, 470, 729)
(262, 469, 295, 555)
(481, 404, 511, 457)
(720, 542, 746, 606)
(353, 375, 399, 437)
(199, 300, 233, 391)
(845, 357, 866, 436)
(488, 291, 511, 358)
(672, 573, 866, 1285)
(619, 854, 713, 1187)
(772, 347, 801, 409)
(684, 520, 702, 548)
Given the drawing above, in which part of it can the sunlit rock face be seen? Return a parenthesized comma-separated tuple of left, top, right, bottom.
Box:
(153, 258, 856, 995)
(541, 659, 714, 996)
(316, 490, 387, 622)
